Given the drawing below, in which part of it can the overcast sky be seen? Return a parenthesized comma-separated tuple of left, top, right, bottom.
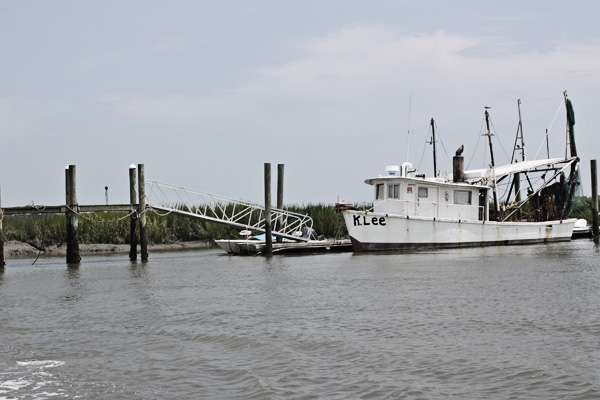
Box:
(1, 0, 599, 207)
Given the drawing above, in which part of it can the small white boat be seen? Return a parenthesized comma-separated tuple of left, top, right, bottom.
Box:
(572, 219, 592, 238)
(215, 237, 351, 254)
(342, 95, 582, 251)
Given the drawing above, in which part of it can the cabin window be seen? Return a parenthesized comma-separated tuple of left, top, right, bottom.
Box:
(388, 184, 399, 199)
(418, 187, 428, 198)
(376, 184, 384, 200)
(454, 190, 472, 205)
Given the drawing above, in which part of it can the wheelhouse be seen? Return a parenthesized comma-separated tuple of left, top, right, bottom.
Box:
(366, 175, 489, 222)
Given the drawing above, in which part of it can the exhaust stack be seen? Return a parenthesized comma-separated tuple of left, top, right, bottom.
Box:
(453, 145, 464, 183)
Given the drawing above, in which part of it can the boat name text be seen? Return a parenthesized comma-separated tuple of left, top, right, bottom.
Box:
(353, 215, 387, 226)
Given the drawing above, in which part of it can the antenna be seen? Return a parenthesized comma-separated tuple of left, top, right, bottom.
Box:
(406, 93, 412, 162)
(545, 129, 550, 158)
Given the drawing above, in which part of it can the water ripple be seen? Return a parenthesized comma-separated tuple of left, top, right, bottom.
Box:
(0, 244, 598, 399)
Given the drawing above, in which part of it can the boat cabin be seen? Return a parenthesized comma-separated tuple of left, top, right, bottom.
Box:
(366, 164, 489, 222)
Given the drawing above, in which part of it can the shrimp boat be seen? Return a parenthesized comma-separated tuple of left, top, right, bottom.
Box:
(340, 94, 582, 251)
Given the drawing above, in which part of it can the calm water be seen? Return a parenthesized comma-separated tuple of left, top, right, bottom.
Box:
(1, 241, 599, 399)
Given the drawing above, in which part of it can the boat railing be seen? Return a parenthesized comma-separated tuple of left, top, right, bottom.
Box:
(145, 180, 315, 241)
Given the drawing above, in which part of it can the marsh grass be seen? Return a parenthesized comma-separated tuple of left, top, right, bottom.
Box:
(285, 203, 347, 238)
(570, 197, 595, 222)
(2, 203, 348, 247)
(3, 214, 66, 249)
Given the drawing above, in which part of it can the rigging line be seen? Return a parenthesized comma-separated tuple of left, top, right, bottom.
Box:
(533, 135, 548, 162)
(547, 97, 565, 135)
(497, 179, 512, 200)
(483, 133, 488, 167)
(466, 117, 485, 169)
(489, 118, 511, 162)
(534, 98, 564, 160)
(433, 121, 452, 162)
(416, 124, 431, 172)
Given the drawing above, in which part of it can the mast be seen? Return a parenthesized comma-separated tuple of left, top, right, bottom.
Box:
(510, 99, 526, 218)
(561, 91, 583, 217)
(511, 99, 526, 163)
(564, 91, 578, 159)
(430, 118, 437, 177)
(484, 108, 496, 168)
(484, 107, 500, 218)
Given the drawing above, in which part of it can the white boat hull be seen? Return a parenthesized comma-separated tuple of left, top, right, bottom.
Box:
(214, 239, 352, 254)
(214, 239, 249, 253)
(343, 210, 576, 251)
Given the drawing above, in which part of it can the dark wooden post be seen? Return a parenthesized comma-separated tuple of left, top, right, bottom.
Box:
(66, 165, 81, 264)
(264, 163, 272, 255)
(591, 160, 599, 238)
(138, 164, 148, 261)
(129, 164, 138, 260)
(276, 164, 284, 243)
(0, 186, 5, 268)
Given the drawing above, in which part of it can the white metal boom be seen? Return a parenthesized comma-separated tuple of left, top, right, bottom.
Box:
(145, 180, 314, 241)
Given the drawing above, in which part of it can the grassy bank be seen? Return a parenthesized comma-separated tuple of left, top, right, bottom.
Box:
(2, 203, 351, 249)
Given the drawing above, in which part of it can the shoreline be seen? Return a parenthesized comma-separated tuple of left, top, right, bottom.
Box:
(2, 240, 214, 259)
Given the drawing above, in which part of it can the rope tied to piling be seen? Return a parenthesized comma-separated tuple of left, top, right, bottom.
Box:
(28, 201, 47, 212)
(64, 205, 137, 223)
(146, 206, 173, 217)
(32, 213, 50, 266)
(137, 206, 148, 216)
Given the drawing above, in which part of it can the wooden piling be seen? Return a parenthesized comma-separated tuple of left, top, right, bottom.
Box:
(129, 164, 138, 261)
(264, 163, 272, 255)
(276, 164, 284, 243)
(0, 186, 5, 268)
(66, 165, 81, 264)
(138, 164, 148, 261)
(591, 160, 599, 238)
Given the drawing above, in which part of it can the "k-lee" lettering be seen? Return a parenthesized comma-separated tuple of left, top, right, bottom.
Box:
(353, 215, 386, 226)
